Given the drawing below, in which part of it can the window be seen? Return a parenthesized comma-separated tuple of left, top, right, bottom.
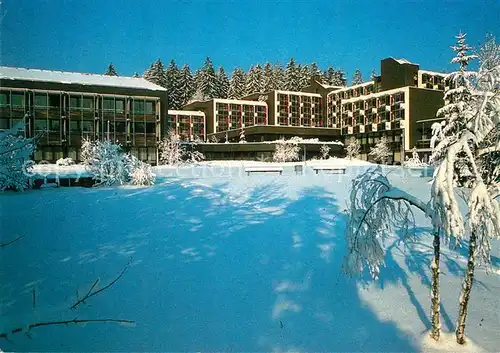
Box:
(115, 122, 125, 133)
(70, 96, 81, 109)
(35, 119, 47, 131)
(70, 120, 81, 132)
(146, 122, 155, 134)
(0, 118, 9, 129)
(0, 92, 9, 105)
(82, 121, 92, 132)
(134, 100, 145, 113)
(11, 93, 25, 107)
(48, 94, 61, 107)
(145, 101, 155, 114)
(82, 97, 93, 110)
(103, 98, 114, 110)
(115, 99, 125, 113)
(134, 122, 145, 133)
(49, 119, 60, 131)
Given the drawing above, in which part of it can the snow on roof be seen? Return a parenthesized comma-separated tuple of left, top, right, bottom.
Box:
(0, 66, 167, 91)
(392, 57, 417, 65)
(418, 69, 448, 77)
(168, 109, 205, 116)
(317, 82, 344, 90)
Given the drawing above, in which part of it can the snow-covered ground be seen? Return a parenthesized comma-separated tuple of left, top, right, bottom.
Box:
(1, 161, 499, 352)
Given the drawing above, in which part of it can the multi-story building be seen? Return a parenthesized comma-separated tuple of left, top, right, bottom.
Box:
(330, 58, 446, 162)
(166, 110, 206, 141)
(0, 66, 168, 163)
(183, 98, 268, 139)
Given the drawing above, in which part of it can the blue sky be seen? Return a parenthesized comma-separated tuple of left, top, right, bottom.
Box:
(2, 0, 499, 81)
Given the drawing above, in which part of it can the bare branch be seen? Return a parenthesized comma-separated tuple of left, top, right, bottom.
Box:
(70, 262, 130, 310)
(0, 318, 135, 341)
(0, 235, 25, 248)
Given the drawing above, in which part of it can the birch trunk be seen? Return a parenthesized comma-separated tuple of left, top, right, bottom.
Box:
(430, 228, 441, 341)
(456, 231, 476, 344)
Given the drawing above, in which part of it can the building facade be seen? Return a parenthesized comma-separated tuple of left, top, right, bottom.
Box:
(167, 110, 206, 141)
(0, 67, 168, 163)
(182, 57, 447, 163)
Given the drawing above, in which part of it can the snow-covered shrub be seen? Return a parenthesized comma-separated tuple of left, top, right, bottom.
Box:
(319, 144, 330, 159)
(273, 137, 300, 162)
(82, 139, 130, 186)
(56, 157, 75, 166)
(0, 124, 35, 191)
(345, 137, 360, 159)
(158, 130, 183, 165)
(127, 155, 155, 186)
(404, 147, 427, 167)
(368, 136, 391, 164)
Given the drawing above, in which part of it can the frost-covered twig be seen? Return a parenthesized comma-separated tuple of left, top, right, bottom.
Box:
(0, 318, 135, 341)
(70, 262, 130, 310)
(0, 234, 25, 248)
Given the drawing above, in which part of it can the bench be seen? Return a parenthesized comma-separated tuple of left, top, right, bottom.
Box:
(311, 166, 347, 174)
(245, 167, 284, 176)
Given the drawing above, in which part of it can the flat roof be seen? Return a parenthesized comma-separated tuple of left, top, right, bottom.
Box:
(0, 66, 167, 91)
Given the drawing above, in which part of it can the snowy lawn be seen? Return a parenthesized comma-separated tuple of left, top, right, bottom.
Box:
(1, 162, 499, 352)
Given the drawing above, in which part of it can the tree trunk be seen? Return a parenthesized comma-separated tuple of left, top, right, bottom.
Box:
(430, 228, 441, 341)
(456, 231, 476, 345)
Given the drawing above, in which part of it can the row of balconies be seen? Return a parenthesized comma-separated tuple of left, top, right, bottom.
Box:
(343, 120, 405, 134)
(216, 111, 265, 117)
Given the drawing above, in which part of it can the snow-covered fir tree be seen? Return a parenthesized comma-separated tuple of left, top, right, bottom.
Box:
(368, 136, 391, 164)
(198, 57, 217, 100)
(272, 63, 286, 90)
(0, 123, 35, 191)
(319, 144, 330, 159)
(228, 68, 246, 99)
(298, 64, 310, 90)
(245, 64, 264, 95)
(345, 136, 361, 159)
(143, 59, 167, 88)
(165, 60, 183, 109)
(263, 62, 276, 92)
(179, 64, 195, 106)
(215, 67, 229, 99)
(323, 67, 336, 86)
(133, 72, 140, 78)
(333, 68, 347, 87)
(309, 62, 322, 81)
(273, 137, 301, 162)
(285, 58, 300, 91)
(105, 63, 118, 76)
(352, 69, 363, 85)
(370, 69, 377, 81)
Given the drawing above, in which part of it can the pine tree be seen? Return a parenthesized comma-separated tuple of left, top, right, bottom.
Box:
(228, 68, 246, 99)
(323, 67, 336, 85)
(352, 69, 363, 85)
(285, 58, 300, 91)
(179, 64, 195, 106)
(199, 57, 217, 100)
(298, 64, 310, 90)
(165, 59, 182, 109)
(133, 72, 140, 78)
(333, 68, 347, 87)
(105, 63, 118, 76)
(263, 62, 276, 92)
(246, 64, 264, 95)
(214, 67, 229, 99)
(309, 62, 322, 82)
(370, 69, 377, 81)
(143, 59, 167, 88)
(273, 63, 286, 90)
